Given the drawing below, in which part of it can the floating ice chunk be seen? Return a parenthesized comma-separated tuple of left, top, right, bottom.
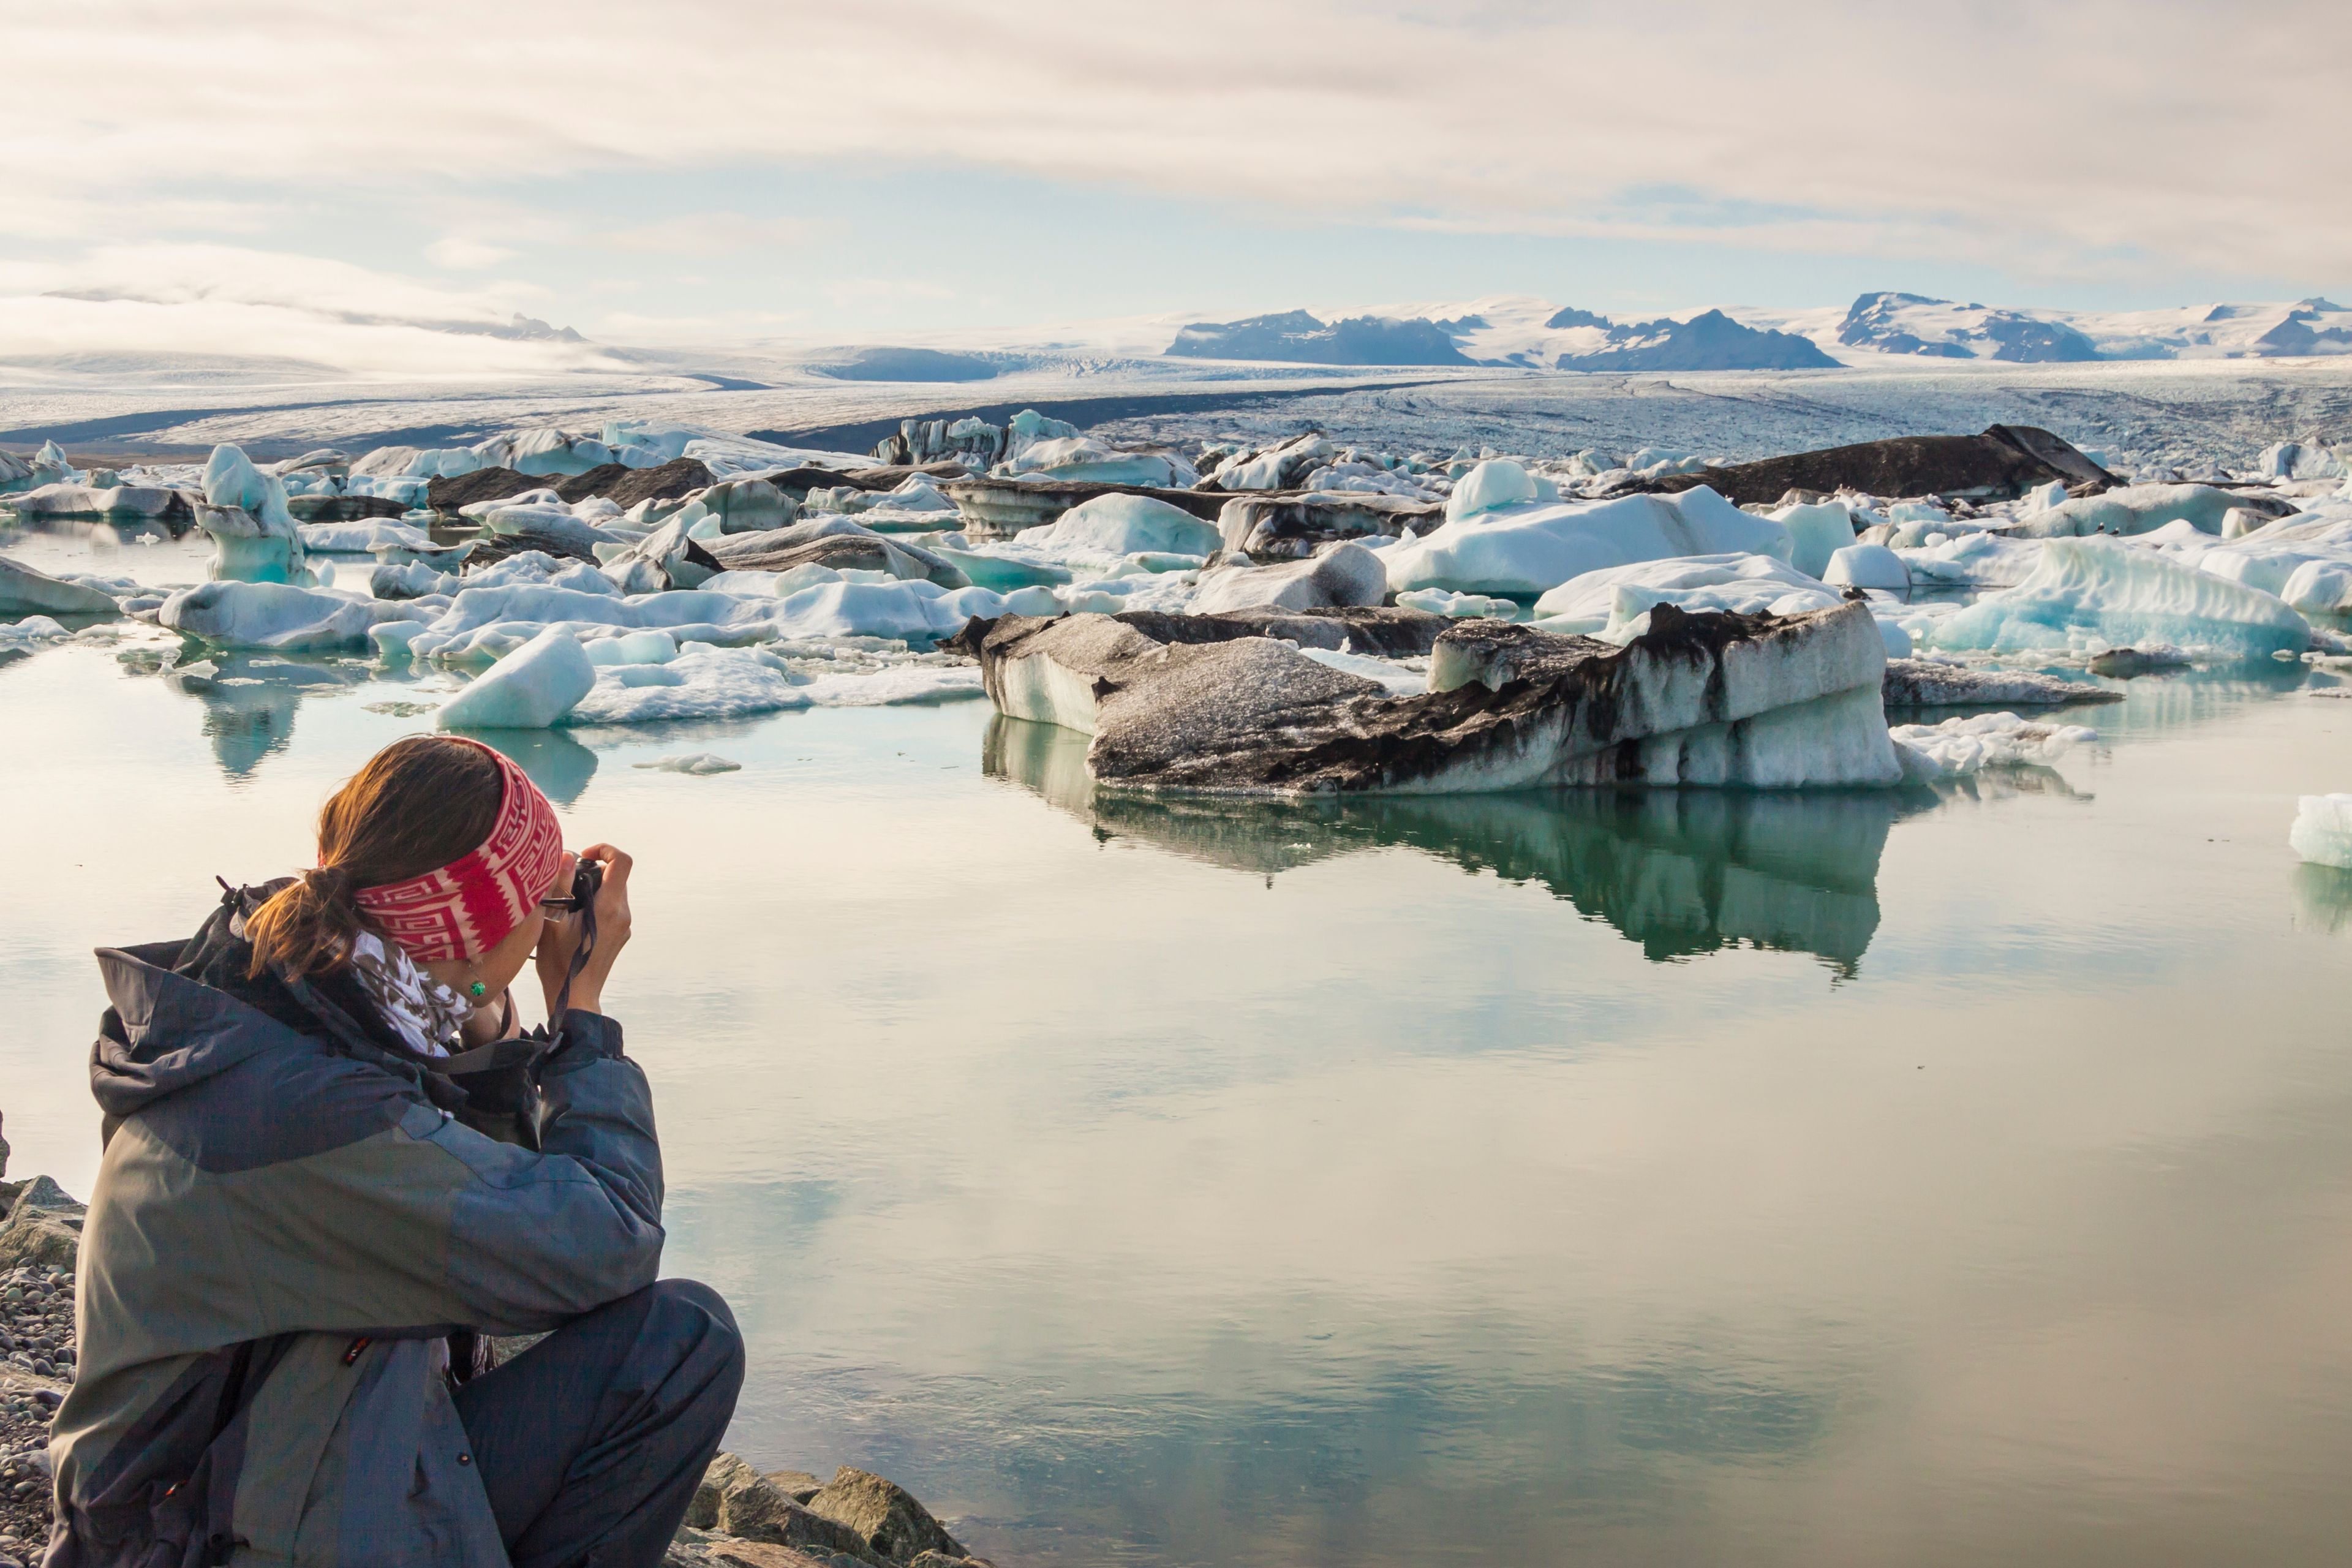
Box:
(584, 629, 680, 665)
(1192, 542, 1385, 613)
(1003, 409, 1082, 460)
(463, 552, 622, 595)
(2013, 483, 2253, 538)
(633, 753, 741, 774)
(1883, 659, 2116, 707)
(437, 628, 597, 729)
(566, 647, 805, 725)
(203, 445, 296, 532)
(793, 666, 988, 706)
(1896, 532, 2045, 587)
(1212, 433, 1334, 491)
(1772, 500, 1858, 579)
(1395, 587, 1523, 619)
(160, 581, 407, 650)
(2022, 479, 2068, 513)
(300, 519, 431, 552)
(1928, 537, 2309, 660)
(372, 560, 458, 600)
(371, 620, 430, 662)
(1824, 543, 1910, 590)
(2260, 441, 2346, 482)
(2283, 559, 2352, 615)
(1001, 437, 1195, 488)
(1531, 553, 1825, 631)
(772, 579, 1005, 641)
(1890, 711, 2098, 779)
(0, 614, 70, 643)
(1026, 494, 1221, 556)
(1386, 484, 1793, 597)
(2290, 794, 2352, 867)
(0, 554, 119, 616)
(1446, 459, 1538, 522)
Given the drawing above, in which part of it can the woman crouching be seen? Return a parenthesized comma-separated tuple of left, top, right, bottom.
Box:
(45, 735, 741, 1568)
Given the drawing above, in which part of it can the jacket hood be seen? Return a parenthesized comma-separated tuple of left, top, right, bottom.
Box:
(91, 942, 318, 1120)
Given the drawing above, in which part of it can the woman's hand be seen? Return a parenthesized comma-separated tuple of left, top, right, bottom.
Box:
(537, 843, 633, 1017)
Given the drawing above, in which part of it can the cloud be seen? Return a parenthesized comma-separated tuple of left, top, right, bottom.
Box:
(425, 236, 521, 270)
(4, 0, 2345, 288)
(0, 246, 624, 380)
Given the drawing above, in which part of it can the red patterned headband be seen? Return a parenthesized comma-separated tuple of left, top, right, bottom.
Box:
(350, 739, 565, 964)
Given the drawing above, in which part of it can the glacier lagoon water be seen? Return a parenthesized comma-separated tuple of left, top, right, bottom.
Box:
(7, 543, 2352, 1564)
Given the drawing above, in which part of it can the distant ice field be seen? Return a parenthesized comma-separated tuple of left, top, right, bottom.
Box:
(7, 359, 2352, 479)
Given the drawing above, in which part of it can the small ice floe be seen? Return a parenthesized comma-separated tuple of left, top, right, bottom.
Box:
(0, 614, 74, 643)
(632, 753, 742, 775)
(2291, 795, 2352, 867)
(1889, 712, 2098, 780)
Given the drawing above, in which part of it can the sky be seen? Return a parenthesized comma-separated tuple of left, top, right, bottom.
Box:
(4, 0, 2348, 372)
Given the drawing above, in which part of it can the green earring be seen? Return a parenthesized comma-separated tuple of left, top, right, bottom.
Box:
(468, 981, 487, 999)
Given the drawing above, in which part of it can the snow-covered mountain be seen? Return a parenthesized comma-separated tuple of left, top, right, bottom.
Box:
(1148, 293, 2352, 371)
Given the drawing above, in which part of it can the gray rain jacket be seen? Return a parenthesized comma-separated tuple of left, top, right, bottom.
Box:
(44, 886, 665, 1568)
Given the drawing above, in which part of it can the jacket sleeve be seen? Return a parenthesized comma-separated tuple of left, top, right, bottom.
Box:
(416, 1012, 666, 1331)
(175, 1012, 668, 1340)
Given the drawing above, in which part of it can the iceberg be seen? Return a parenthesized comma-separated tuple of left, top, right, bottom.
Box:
(1189, 543, 1387, 614)
(1384, 484, 1793, 597)
(1445, 459, 1538, 522)
(1823, 543, 1910, 590)
(565, 647, 803, 726)
(298, 519, 432, 552)
(159, 581, 414, 652)
(959, 600, 1900, 794)
(203, 445, 296, 532)
(1023, 493, 1222, 557)
(1890, 712, 2098, 780)
(1530, 554, 1829, 630)
(1773, 500, 1860, 579)
(0, 554, 120, 617)
(437, 628, 598, 729)
(2290, 794, 2352, 869)
(1928, 537, 2309, 660)
(2012, 483, 2273, 538)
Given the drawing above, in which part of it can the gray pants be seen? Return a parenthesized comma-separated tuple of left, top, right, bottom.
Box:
(453, 1280, 745, 1568)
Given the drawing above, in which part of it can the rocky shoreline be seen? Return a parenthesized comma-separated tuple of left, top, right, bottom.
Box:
(0, 1117, 997, 1568)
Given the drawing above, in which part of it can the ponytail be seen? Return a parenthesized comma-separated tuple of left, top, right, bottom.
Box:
(244, 736, 504, 979)
(246, 865, 364, 979)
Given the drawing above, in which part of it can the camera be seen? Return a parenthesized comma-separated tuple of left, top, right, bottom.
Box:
(571, 858, 603, 910)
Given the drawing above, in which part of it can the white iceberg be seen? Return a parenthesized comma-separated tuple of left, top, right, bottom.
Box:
(1023, 493, 1221, 556)
(159, 581, 418, 652)
(1384, 484, 1792, 597)
(437, 628, 597, 729)
(1890, 711, 2098, 779)
(2290, 794, 2352, 868)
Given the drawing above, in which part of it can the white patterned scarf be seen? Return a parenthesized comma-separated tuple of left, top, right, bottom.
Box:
(347, 930, 470, 1057)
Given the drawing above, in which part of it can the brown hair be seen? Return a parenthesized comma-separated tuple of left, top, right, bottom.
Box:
(246, 736, 505, 978)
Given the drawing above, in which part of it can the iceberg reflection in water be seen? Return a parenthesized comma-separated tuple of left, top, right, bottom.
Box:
(984, 714, 1936, 972)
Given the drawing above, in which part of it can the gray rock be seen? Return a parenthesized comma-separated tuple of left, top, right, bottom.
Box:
(804, 1468, 965, 1564)
(1190, 541, 1387, 614)
(692, 1455, 873, 1562)
(0, 1177, 81, 1273)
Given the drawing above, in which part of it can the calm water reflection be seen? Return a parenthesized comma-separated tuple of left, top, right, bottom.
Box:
(5, 579, 2352, 1566)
